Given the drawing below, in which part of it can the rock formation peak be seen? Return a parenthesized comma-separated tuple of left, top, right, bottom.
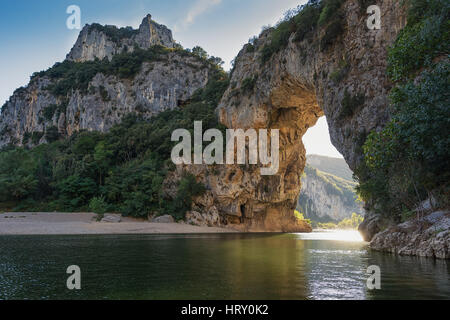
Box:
(66, 14, 176, 62)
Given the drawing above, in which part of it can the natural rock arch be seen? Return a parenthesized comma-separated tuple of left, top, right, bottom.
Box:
(203, 0, 406, 233)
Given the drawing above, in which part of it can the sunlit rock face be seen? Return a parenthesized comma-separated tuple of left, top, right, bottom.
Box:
(298, 165, 364, 223)
(67, 14, 177, 62)
(204, 0, 406, 232)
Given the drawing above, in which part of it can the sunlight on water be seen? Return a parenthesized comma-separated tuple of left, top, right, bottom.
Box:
(296, 230, 365, 242)
(1, 234, 449, 299)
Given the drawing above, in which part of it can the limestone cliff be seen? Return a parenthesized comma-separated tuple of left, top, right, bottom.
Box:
(199, 0, 406, 232)
(204, 0, 447, 257)
(370, 210, 449, 259)
(67, 14, 177, 62)
(297, 163, 363, 223)
(306, 154, 353, 181)
(0, 16, 211, 147)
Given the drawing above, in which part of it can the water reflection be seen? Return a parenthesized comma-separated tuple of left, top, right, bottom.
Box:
(0, 233, 448, 300)
(297, 230, 364, 242)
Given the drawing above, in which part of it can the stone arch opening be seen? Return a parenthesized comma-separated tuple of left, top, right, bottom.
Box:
(213, 0, 399, 232)
(216, 75, 328, 232)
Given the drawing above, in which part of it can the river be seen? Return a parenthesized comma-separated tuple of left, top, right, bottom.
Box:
(0, 231, 448, 300)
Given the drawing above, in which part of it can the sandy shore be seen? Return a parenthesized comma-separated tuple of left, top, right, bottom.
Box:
(0, 212, 236, 235)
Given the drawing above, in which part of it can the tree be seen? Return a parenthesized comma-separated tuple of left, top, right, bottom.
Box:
(192, 46, 208, 60)
(208, 56, 224, 66)
(94, 141, 113, 185)
(45, 126, 60, 143)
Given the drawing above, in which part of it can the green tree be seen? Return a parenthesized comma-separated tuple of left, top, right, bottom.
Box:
(191, 46, 208, 60)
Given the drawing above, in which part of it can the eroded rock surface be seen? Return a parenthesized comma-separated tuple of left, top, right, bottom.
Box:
(298, 165, 364, 222)
(67, 14, 176, 62)
(370, 211, 450, 259)
(206, 0, 405, 232)
(0, 16, 211, 147)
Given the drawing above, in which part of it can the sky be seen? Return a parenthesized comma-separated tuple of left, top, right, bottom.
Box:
(0, 0, 343, 158)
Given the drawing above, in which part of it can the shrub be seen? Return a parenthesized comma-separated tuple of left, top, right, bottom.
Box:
(37, 46, 179, 96)
(293, 3, 321, 42)
(320, 19, 343, 52)
(318, 0, 344, 26)
(241, 76, 258, 93)
(42, 104, 58, 121)
(357, 0, 450, 219)
(259, 0, 345, 62)
(358, 61, 449, 217)
(387, 0, 449, 82)
(22, 131, 31, 145)
(170, 173, 206, 220)
(89, 196, 108, 214)
(192, 46, 208, 60)
(31, 131, 44, 145)
(339, 89, 365, 119)
(45, 126, 60, 143)
(99, 86, 110, 102)
(260, 0, 322, 63)
(89, 24, 138, 44)
(294, 210, 312, 225)
(316, 222, 338, 229)
(337, 213, 364, 229)
(37, 45, 225, 98)
(329, 59, 349, 83)
(56, 175, 98, 210)
(246, 44, 255, 53)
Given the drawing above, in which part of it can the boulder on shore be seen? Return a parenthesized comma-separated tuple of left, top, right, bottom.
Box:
(101, 214, 122, 223)
(151, 215, 175, 224)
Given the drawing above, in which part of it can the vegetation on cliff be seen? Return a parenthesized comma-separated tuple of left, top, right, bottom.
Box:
(303, 165, 357, 206)
(0, 67, 229, 219)
(356, 0, 450, 221)
(294, 210, 312, 225)
(32, 45, 222, 97)
(298, 158, 363, 223)
(259, 0, 352, 64)
(89, 23, 139, 43)
(314, 213, 364, 230)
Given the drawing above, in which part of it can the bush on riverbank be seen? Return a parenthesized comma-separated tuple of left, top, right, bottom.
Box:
(312, 213, 364, 230)
(294, 210, 312, 225)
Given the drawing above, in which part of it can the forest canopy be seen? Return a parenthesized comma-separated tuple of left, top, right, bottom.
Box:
(0, 68, 229, 220)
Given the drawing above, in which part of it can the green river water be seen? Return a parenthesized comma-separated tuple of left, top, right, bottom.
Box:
(0, 232, 448, 300)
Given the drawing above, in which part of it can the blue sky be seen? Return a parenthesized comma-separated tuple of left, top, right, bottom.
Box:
(0, 0, 342, 158)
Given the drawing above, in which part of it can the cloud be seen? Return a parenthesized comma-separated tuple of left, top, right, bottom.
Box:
(175, 0, 222, 31)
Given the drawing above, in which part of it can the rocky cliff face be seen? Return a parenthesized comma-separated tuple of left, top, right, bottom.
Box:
(298, 165, 363, 222)
(306, 154, 353, 181)
(370, 210, 450, 259)
(67, 14, 176, 62)
(0, 17, 211, 147)
(198, 0, 406, 232)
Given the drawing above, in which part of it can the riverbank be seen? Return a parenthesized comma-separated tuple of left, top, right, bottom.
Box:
(0, 212, 236, 235)
(369, 210, 450, 259)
